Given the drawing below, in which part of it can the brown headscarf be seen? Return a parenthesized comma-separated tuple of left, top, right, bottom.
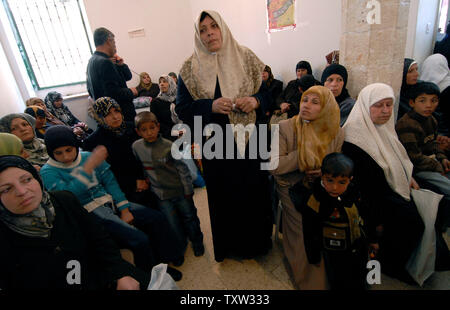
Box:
(293, 86, 340, 171)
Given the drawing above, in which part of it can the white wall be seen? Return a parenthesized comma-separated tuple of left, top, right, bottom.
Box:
(0, 41, 25, 115)
(412, 0, 440, 65)
(188, 0, 342, 84)
(82, 0, 341, 88)
(405, 0, 419, 59)
(82, 0, 195, 88)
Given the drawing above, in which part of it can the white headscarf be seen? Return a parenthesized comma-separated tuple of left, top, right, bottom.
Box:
(420, 53, 450, 92)
(343, 83, 413, 201)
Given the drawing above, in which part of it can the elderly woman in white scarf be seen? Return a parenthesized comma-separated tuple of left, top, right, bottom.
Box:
(175, 10, 273, 262)
(342, 83, 427, 282)
(420, 53, 450, 137)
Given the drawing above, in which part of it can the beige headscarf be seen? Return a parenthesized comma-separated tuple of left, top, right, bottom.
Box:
(343, 83, 413, 201)
(179, 10, 265, 154)
(293, 86, 340, 171)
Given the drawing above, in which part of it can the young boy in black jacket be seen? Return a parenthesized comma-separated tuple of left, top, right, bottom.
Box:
(289, 152, 368, 290)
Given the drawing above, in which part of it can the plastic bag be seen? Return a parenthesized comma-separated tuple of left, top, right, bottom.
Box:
(406, 188, 443, 286)
(133, 96, 152, 109)
(147, 263, 179, 290)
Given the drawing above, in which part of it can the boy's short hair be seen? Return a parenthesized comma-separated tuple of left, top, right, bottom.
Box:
(134, 111, 159, 129)
(409, 81, 440, 101)
(321, 153, 354, 178)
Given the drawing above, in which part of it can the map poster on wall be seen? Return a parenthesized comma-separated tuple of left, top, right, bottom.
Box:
(267, 0, 296, 33)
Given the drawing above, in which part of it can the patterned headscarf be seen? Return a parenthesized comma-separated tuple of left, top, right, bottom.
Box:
(26, 97, 64, 126)
(91, 97, 126, 135)
(157, 75, 178, 103)
(0, 133, 24, 156)
(179, 10, 265, 155)
(293, 86, 340, 172)
(24, 106, 47, 138)
(0, 155, 55, 238)
(44, 91, 72, 125)
(0, 113, 49, 166)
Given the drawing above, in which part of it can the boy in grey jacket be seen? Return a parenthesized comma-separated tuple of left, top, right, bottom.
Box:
(132, 112, 204, 259)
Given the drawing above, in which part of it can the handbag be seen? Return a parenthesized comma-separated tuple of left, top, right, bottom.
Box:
(406, 188, 443, 286)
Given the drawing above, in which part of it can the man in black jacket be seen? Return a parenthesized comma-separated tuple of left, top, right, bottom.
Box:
(86, 27, 138, 121)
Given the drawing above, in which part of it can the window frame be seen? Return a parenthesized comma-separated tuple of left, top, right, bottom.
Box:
(2, 0, 93, 91)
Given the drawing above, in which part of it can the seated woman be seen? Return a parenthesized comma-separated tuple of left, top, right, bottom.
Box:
(420, 54, 450, 136)
(159, 74, 182, 124)
(0, 133, 27, 158)
(83, 97, 154, 208)
(158, 75, 178, 104)
(342, 83, 425, 282)
(168, 72, 178, 85)
(0, 155, 149, 290)
(270, 85, 344, 290)
(262, 65, 283, 119)
(25, 97, 64, 126)
(398, 58, 419, 121)
(40, 125, 183, 279)
(24, 105, 51, 139)
(0, 113, 49, 168)
(321, 64, 355, 126)
(44, 91, 91, 139)
(136, 72, 160, 98)
(276, 60, 317, 118)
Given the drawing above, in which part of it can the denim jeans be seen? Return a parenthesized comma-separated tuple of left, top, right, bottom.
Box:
(158, 196, 204, 251)
(415, 171, 450, 197)
(91, 202, 182, 272)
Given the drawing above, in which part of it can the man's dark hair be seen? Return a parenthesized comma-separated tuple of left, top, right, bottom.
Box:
(93, 27, 114, 47)
(409, 81, 440, 102)
(321, 152, 354, 178)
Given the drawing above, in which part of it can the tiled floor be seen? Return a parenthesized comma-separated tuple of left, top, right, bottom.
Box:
(174, 187, 450, 290)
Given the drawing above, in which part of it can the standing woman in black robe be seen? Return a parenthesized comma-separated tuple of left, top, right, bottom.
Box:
(176, 10, 273, 262)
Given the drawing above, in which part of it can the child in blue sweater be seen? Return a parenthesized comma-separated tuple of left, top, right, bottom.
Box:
(40, 125, 183, 280)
